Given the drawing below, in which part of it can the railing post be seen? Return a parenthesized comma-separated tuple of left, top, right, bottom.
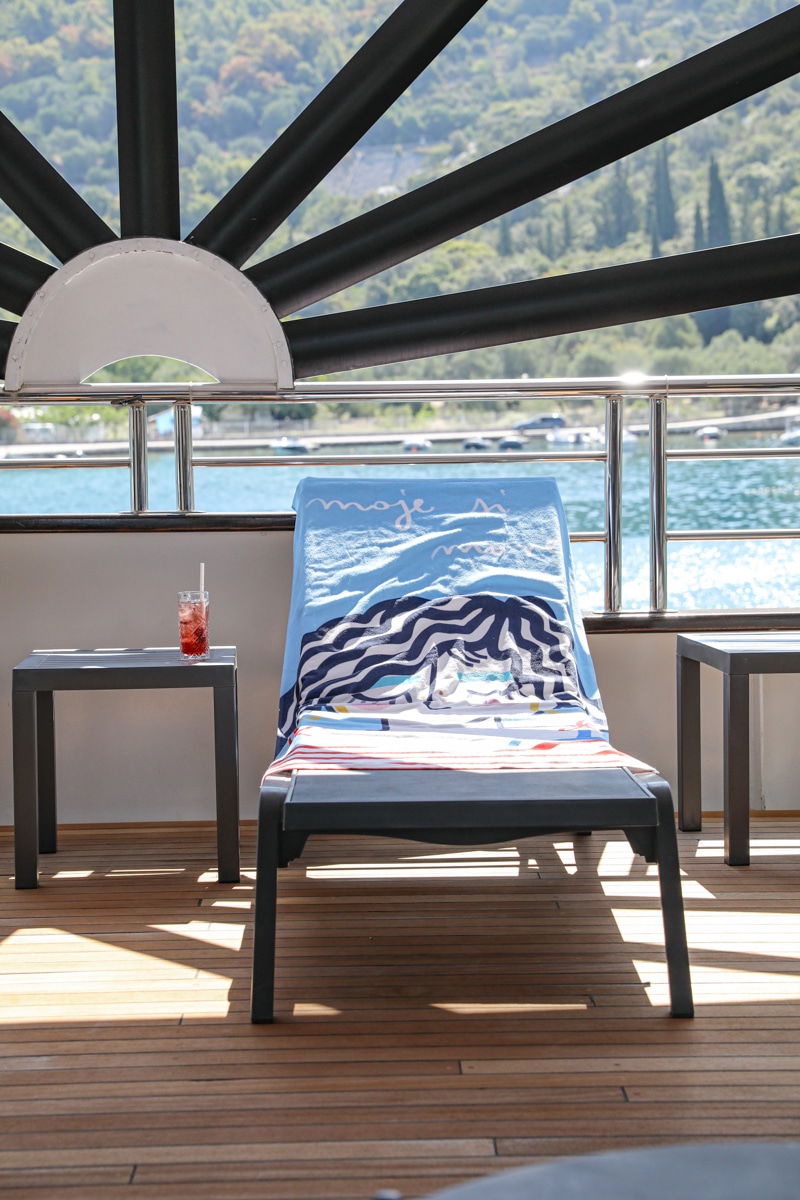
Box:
(128, 397, 149, 514)
(649, 392, 668, 612)
(604, 392, 623, 613)
(173, 400, 195, 513)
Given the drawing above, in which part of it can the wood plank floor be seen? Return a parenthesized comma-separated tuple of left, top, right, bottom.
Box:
(1, 817, 800, 1199)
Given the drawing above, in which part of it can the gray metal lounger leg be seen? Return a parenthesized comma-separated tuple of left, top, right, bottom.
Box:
(650, 778, 694, 1018)
(251, 788, 283, 1023)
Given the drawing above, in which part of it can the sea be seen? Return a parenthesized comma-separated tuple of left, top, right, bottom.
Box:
(2, 432, 798, 613)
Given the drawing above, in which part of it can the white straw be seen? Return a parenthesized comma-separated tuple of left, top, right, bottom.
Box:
(199, 562, 205, 594)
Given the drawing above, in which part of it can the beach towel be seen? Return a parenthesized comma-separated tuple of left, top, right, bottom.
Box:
(265, 476, 650, 776)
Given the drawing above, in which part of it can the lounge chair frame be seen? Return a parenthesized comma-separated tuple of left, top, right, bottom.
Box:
(250, 766, 693, 1021)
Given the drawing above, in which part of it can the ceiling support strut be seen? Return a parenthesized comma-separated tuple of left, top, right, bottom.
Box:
(187, 0, 488, 266)
(285, 235, 800, 378)
(250, 6, 800, 316)
(113, 0, 181, 240)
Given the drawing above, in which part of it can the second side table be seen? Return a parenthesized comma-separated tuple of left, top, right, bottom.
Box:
(677, 631, 800, 865)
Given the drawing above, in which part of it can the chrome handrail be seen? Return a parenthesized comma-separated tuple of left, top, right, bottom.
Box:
(2, 373, 800, 612)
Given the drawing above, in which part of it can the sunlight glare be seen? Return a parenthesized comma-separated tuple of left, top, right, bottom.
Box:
(554, 843, 578, 874)
(53, 870, 93, 878)
(615, 909, 800, 959)
(602, 879, 714, 898)
(292, 1002, 342, 1015)
(634, 958, 800, 1005)
(433, 1001, 588, 1013)
(307, 862, 522, 879)
(597, 840, 635, 876)
(695, 838, 800, 857)
(0, 928, 233, 1021)
(151, 921, 245, 950)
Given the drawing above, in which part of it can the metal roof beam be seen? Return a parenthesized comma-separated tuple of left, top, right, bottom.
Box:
(187, 0, 487, 265)
(113, 0, 181, 240)
(0, 244, 54, 316)
(250, 6, 800, 316)
(0, 113, 117, 263)
(285, 235, 800, 377)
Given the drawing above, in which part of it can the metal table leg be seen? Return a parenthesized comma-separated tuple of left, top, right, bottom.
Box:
(723, 671, 750, 866)
(213, 683, 240, 883)
(677, 654, 702, 831)
(13, 688, 39, 889)
(36, 690, 57, 854)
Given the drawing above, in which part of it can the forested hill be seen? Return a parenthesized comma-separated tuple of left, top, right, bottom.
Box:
(1, 0, 799, 380)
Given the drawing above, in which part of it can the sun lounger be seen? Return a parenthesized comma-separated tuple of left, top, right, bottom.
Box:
(250, 477, 693, 1021)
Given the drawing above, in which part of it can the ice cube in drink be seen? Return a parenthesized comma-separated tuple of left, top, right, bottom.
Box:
(178, 591, 209, 659)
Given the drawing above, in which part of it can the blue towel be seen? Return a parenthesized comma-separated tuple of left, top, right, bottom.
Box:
(276, 476, 603, 753)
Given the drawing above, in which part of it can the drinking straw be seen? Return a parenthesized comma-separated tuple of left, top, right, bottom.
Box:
(200, 562, 205, 594)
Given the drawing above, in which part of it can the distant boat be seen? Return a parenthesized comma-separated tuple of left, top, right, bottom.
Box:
(402, 437, 433, 453)
(463, 435, 491, 451)
(695, 425, 723, 441)
(779, 426, 800, 446)
(498, 434, 525, 451)
(270, 436, 316, 455)
(546, 426, 603, 447)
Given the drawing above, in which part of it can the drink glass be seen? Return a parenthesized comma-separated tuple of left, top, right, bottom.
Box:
(178, 590, 210, 660)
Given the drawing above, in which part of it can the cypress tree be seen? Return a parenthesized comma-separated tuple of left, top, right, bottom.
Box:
(739, 195, 753, 243)
(762, 194, 773, 238)
(543, 218, 555, 259)
(653, 144, 678, 241)
(706, 157, 732, 247)
(649, 210, 661, 259)
(561, 202, 573, 252)
(497, 215, 512, 257)
(693, 202, 705, 251)
(776, 197, 790, 237)
(598, 162, 637, 248)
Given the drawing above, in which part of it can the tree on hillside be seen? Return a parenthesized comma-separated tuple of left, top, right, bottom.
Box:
(651, 144, 678, 242)
(561, 202, 573, 253)
(706, 157, 732, 247)
(595, 162, 638, 248)
(497, 215, 512, 256)
(693, 203, 705, 251)
(649, 211, 661, 259)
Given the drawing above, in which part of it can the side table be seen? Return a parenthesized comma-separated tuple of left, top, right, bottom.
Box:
(677, 631, 800, 865)
(12, 646, 240, 889)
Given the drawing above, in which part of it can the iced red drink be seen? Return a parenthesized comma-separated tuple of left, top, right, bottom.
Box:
(178, 590, 209, 659)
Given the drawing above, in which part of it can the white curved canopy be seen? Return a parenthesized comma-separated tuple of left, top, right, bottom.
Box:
(4, 238, 293, 391)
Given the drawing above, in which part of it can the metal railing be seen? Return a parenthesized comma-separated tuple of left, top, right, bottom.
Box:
(3, 374, 800, 613)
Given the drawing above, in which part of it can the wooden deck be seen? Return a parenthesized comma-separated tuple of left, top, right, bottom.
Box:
(2, 817, 800, 1199)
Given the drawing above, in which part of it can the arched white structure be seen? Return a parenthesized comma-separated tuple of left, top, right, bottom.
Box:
(4, 238, 294, 391)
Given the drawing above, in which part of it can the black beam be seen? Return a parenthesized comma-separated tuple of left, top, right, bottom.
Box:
(0, 113, 116, 263)
(251, 6, 800, 316)
(0, 319, 16, 377)
(113, 0, 180, 239)
(285, 235, 800, 377)
(187, 0, 487, 266)
(0, 244, 54, 316)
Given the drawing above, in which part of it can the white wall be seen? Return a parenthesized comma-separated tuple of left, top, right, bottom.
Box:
(1, 531, 795, 824)
(1, 532, 292, 825)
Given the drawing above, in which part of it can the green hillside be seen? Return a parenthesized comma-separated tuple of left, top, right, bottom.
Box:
(1, 0, 799, 380)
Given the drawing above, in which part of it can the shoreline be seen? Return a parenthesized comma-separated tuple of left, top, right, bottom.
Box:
(2, 404, 798, 461)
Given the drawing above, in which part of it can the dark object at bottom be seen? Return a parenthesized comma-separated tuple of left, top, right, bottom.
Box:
(416, 1141, 800, 1200)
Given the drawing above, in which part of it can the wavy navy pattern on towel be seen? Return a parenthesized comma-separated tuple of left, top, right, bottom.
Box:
(277, 592, 589, 752)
